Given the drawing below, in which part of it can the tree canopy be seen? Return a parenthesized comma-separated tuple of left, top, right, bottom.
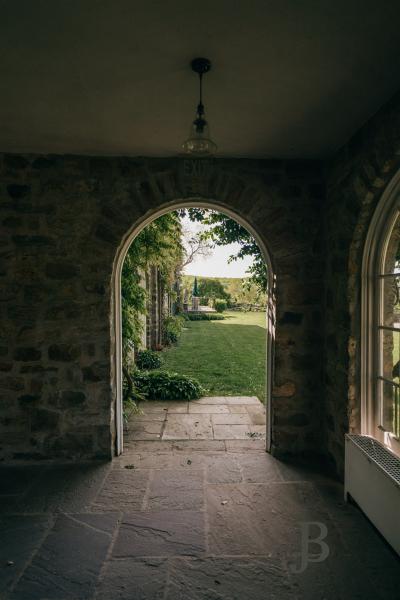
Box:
(180, 208, 268, 293)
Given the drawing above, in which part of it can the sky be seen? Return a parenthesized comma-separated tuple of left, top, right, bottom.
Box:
(180, 215, 254, 278)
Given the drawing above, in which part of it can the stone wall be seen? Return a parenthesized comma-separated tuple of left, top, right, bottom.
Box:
(0, 155, 325, 462)
(324, 91, 400, 475)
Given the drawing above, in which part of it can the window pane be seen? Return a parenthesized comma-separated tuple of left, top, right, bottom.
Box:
(381, 380, 400, 438)
(380, 328, 400, 381)
(383, 212, 400, 274)
(381, 276, 400, 329)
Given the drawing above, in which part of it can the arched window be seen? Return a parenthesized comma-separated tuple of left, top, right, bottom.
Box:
(362, 172, 400, 456)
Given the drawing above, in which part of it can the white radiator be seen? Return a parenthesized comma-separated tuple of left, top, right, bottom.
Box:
(345, 434, 400, 555)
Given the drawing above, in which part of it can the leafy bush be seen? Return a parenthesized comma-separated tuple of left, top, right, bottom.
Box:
(134, 370, 205, 400)
(214, 299, 227, 313)
(136, 349, 163, 370)
(163, 315, 184, 345)
(187, 312, 225, 321)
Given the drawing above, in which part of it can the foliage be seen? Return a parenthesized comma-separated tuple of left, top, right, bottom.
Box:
(123, 366, 145, 421)
(163, 315, 185, 345)
(197, 278, 231, 306)
(181, 208, 268, 293)
(186, 312, 225, 321)
(214, 298, 227, 313)
(121, 212, 184, 361)
(192, 276, 199, 297)
(134, 370, 205, 400)
(182, 275, 266, 307)
(123, 396, 142, 424)
(136, 349, 163, 370)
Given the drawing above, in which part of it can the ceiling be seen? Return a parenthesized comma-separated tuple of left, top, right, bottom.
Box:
(1, 0, 400, 159)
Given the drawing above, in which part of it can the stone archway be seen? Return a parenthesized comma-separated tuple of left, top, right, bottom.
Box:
(112, 198, 275, 455)
(107, 158, 324, 461)
(0, 154, 324, 463)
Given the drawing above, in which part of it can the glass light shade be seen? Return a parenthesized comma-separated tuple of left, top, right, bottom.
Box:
(182, 119, 217, 156)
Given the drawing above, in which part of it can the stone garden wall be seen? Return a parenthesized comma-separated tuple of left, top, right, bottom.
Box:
(0, 156, 325, 462)
(324, 91, 400, 475)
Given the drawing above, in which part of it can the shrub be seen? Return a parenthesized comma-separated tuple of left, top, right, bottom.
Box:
(134, 370, 206, 400)
(136, 349, 163, 370)
(214, 299, 227, 313)
(163, 315, 184, 345)
(187, 312, 225, 321)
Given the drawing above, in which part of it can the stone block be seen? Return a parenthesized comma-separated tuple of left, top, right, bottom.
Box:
(96, 558, 168, 600)
(166, 557, 293, 600)
(147, 468, 204, 510)
(113, 510, 206, 557)
(48, 344, 81, 361)
(13, 347, 41, 361)
(11, 513, 118, 600)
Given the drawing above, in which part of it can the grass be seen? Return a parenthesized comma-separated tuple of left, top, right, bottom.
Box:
(161, 310, 266, 402)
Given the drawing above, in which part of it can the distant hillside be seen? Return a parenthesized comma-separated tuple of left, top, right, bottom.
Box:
(182, 275, 266, 306)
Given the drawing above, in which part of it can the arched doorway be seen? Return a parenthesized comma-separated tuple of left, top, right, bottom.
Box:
(112, 199, 275, 455)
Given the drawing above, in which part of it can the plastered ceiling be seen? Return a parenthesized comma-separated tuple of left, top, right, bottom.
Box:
(1, 0, 400, 158)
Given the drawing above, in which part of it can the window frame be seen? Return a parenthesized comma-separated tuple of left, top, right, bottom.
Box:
(361, 169, 400, 457)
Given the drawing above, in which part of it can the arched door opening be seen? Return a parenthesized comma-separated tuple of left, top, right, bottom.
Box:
(114, 201, 274, 454)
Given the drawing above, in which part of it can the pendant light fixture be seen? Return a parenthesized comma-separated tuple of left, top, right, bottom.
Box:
(182, 57, 217, 157)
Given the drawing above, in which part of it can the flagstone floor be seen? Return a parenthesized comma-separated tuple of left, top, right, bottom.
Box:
(125, 396, 266, 442)
(1, 398, 399, 599)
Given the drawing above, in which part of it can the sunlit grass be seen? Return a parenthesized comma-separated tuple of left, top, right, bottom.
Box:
(161, 310, 267, 402)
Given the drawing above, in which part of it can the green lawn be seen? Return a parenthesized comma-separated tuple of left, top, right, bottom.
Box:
(161, 310, 267, 402)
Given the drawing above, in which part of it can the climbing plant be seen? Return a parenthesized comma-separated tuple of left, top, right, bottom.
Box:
(121, 212, 184, 365)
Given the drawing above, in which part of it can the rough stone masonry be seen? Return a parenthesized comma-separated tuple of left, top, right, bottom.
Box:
(1, 89, 400, 476)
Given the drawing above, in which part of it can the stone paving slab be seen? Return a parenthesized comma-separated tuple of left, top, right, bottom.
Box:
(163, 414, 213, 440)
(0, 466, 45, 495)
(128, 420, 163, 440)
(227, 404, 248, 413)
(191, 396, 230, 405)
(1, 450, 399, 600)
(10, 513, 119, 600)
(0, 515, 53, 594)
(127, 397, 266, 442)
(96, 557, 168, 600)
(213, 424, 252, 439)
(166, 557, 293, 600)
(146, 468, 204, 510)
(225, 439, 266, 452)
(13, 463, 111, 514)
(211, 413, 252, 425)
(113, 510, 206, 557)
(188, 404, 230, 414)
(172, 440, 226, 452)
(91, 468, 150, 512)
(206, 481, 332, 556)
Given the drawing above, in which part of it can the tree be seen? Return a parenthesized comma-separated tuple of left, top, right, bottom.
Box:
(197, 278, 231, 305)
(180, 229, 213, 270)
(181, 208, 268, 293)
(193, 276, 199, 297)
